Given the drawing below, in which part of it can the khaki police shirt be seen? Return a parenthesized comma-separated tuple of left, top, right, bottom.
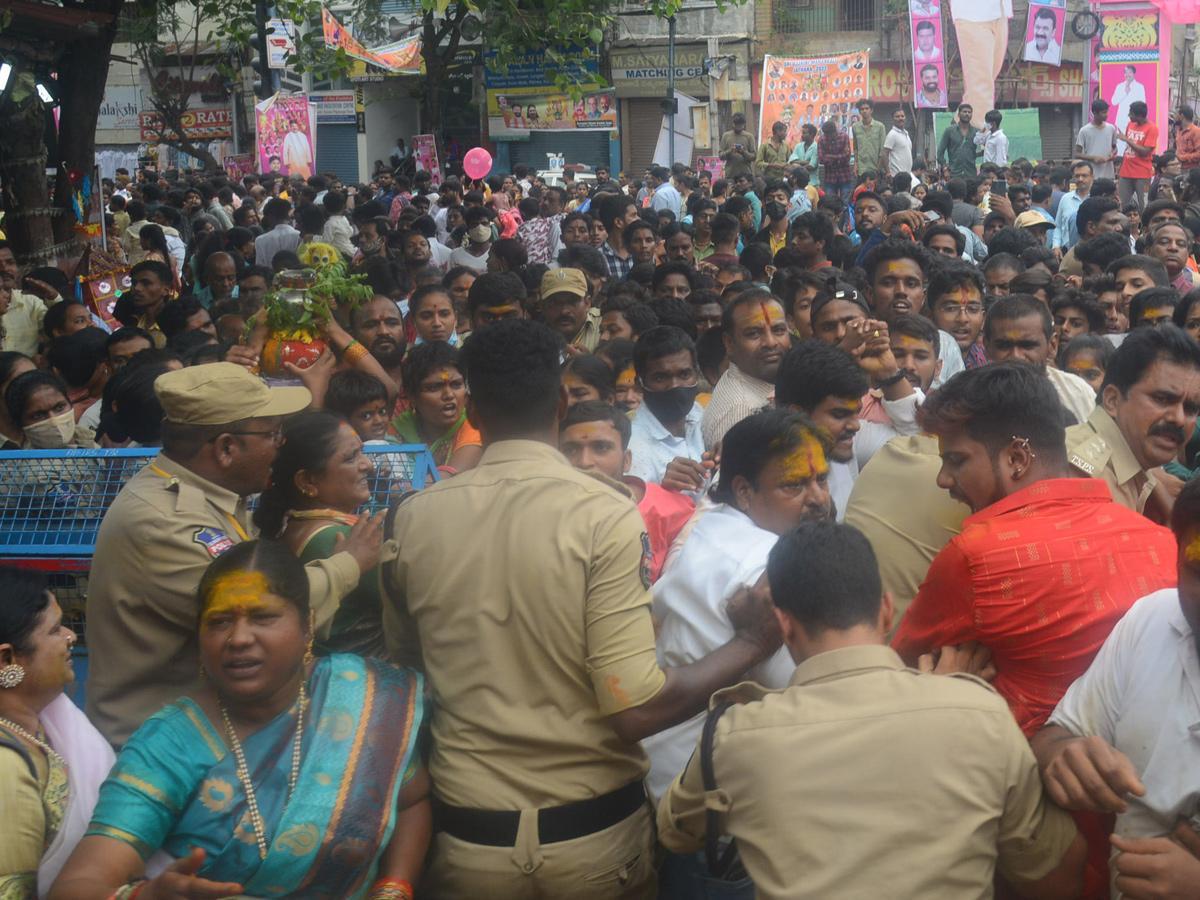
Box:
(384, 439, 666, 809)
(86, 453, 360, 746)
(657, 645, 1078, 900)
(844, 435, 968, 626)
(1065, 405, 1155, 513)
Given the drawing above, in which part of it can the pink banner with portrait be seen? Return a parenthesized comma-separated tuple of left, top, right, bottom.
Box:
(909, 0, 947, 109)
(1023, 0, 1066, 67)
(254, 93, 315, 178)
(1096, 6, 1165, 153)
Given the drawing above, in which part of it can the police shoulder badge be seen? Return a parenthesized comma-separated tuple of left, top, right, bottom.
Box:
(193, 527, 235, 558)
(639, 532, 653, 590)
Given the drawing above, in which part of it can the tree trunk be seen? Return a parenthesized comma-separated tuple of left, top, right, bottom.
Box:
(54, 10, 122, 251)
(0, 89, 56, 267)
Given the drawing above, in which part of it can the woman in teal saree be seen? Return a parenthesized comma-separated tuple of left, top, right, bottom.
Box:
(50, 541, 429, 900)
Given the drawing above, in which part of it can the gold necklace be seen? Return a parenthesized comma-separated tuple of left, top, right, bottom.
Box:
(218, 684, 307, 860)
(0, 716, 65, 769)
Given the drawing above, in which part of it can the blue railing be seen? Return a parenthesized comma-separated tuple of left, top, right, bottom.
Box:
(0, 444, 439, 558)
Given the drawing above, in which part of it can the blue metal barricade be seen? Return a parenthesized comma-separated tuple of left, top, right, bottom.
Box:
(0, 444, 438, 708)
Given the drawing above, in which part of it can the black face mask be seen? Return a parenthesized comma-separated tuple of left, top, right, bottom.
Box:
(641, 384, 699, 424)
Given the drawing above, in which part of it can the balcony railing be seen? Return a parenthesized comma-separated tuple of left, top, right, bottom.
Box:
(772, 0, 879, 34)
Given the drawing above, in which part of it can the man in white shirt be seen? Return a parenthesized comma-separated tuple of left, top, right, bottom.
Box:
(701, 290, 791, 450)
(1023, 6, 1062, 65)
(1111, 64, 1147, 148)
(973, 109, 1010, 166)
(628, 327, 709, 495)
(1032, 480, 1200, 897)
(913, 20, 942, 61)
(775, 335, 923, 520)
(881, 108, 914, 178)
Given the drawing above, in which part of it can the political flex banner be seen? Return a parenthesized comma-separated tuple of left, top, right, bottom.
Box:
(1023, 0, 1066, 67)
(909, 0, 947, 109)
(255, 93, 314, 179)
(758, 52, 869, 146)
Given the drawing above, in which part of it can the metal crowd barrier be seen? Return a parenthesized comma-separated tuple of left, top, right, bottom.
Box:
(0, 445, 439, 706)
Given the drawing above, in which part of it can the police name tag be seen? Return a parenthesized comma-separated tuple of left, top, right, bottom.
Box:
(1069, 455, 1096, 475)
(193, 527, 235, 557)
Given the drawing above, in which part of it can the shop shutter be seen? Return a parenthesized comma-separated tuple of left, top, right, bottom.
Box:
(1038, 107, 1076, 165)
(623, 98, 662, 176)
(510, 131, 610, 171)
(315, 123, 360, 184)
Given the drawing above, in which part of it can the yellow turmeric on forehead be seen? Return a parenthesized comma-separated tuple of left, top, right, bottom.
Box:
(776, 431, 829, 481)
(201, 571, 272, 624)
(1186, 532, 1200, 564)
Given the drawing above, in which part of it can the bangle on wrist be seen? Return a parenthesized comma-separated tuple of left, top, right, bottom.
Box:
(109, 879, 148, 900)
(877, 369, 906, 388)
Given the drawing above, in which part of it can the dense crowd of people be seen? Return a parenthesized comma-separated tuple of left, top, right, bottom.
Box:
(2, 95, 1200, 900)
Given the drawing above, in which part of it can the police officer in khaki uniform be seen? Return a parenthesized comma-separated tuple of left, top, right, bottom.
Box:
(658, 520, 1088, 899)
(542, 267, 601, 352)
(86, 363, 381, 745)
(1064, 326, 1200, 516)
(383, 320, 780, 900)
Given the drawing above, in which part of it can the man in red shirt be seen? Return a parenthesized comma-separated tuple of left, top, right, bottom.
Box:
(893, 360, 1177, 735)
(892, 361, 1177, 900)
(1116, 100, 1158, 211)
(1175, 105, 1200, 173)
(559, 400, 695, 582)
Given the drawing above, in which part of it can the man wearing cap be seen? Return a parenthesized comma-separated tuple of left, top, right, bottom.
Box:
(1014, 210, 1055, 247)
(543, 267, 601, 353)
(86, 363, 382, 745)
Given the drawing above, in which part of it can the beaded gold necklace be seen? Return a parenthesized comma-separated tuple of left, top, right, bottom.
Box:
(218, 685, 307, 860)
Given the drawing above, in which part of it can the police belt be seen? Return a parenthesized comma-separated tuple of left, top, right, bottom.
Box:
(432, 781, 646, 846)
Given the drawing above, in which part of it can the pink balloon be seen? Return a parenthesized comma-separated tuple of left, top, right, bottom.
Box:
(463, 147, 493, 180)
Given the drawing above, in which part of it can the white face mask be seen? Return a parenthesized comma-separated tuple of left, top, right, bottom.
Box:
(24, 408, 76, 449)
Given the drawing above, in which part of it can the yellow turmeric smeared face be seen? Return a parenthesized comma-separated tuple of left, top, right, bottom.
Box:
(739, 429, 832, 535)
(198, 568, 310, 698)
(201, 571, 275, 628)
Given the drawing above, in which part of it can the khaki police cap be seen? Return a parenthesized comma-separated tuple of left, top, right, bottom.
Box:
(540, 267, 589, 300)
(154, 362, 311, 426)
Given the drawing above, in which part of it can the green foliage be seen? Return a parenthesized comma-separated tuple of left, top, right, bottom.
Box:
(246, 261, 373, 339)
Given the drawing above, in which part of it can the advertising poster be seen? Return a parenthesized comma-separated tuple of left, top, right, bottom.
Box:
(696, 156, 724, 179)
(909, 0, 947, 109)
(1023, 0, 1065, 66)
(757, 52, 868, 146)
(223, 154, 255, 181)
(485, 48, 616, 138)
(255, 93, 314, 178)
(412, 134, 442, 187)
(1097, 8, 1162, 154)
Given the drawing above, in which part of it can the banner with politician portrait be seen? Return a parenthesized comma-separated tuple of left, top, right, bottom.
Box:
(254, 93, 314, 179)
(908, 0, 947, 109)
(1097, 7, 1164, 155)
(1022, 0, 1065, 67)
(757, 52, 869, 147)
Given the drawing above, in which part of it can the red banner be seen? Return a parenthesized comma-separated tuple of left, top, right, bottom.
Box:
(139, 107, 232, 141)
